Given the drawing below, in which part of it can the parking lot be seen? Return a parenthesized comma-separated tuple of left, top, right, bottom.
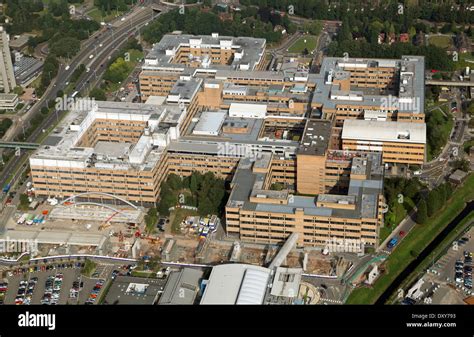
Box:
(426, 227, 474, 298)
(4, 267, 80, 305)
(1, 260, 119, 305)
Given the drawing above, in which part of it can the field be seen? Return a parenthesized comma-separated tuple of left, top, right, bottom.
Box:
(346, 174, 474, 304)
(428, 35, 453, 49)
(288, 36, 318, 54)
(87, 7, 125, 23)
(454, 52, 474, 70)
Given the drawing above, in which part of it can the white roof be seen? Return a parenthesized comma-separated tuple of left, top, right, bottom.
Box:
(342, 119, 426, 144)
(200, 264, 271, 304)
(229, 102, 267, 117)
(193, 111, 227, 136)
(236, 268, 271, 304)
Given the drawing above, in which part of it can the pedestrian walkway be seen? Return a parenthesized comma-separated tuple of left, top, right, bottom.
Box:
(321, 298, 343, 304)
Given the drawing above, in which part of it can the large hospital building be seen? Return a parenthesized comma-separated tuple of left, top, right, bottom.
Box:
(29, 33, 427, 248)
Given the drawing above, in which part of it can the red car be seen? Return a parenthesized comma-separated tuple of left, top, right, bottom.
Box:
(399, 230, 406, 237)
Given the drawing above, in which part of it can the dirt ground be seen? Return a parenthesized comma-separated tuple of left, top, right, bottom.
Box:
(163, 238, 333, 274)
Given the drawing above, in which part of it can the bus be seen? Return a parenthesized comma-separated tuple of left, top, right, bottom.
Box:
(71, 91, 79, 99)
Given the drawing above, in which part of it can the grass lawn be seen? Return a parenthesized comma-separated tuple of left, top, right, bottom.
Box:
(169, 208, 199, 234)
(346, 174, 474, 304)
(387, 212, 474, 303)
(428, 35, 453, 49)
(131, 270, 156, 278)
(30, 75, 42, 90)
(87, 7, 125, 23)
(288, 35, 318, 54)
(454, 52, 474, 71)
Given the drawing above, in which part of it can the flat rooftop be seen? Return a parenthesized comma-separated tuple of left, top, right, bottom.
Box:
(228, 151, 383, 220)
(144, 33, 266, 72)
(104, 276, 166, 305)
(158, 268, 203, 305)
(94, 141, 132, 159)
(342, 119, 426, 144)
(192, 111, 227, 136)
(298, 119, 332, 156)
(30, 100, 183, 171)
(312, 55, 425, 114)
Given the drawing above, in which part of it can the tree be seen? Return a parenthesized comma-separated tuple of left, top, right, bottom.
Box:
(338, 17, 352, 42)
(89, 88, 106, 101)
(13, 86, 24, 95)
(0, 118, 12, 138)
(190, 173, 199, 195)
(427, 190, 441, 217)
(198, 197, 214, 216)
(452, 159, 470, 172)
(416, 199, 428, 224)
(104, 57, 130, 84)
(403, 179, 420, 199)
(167, 174, 182, 191)
(19, 193, 29, 210)
(50, 37, 80, 58)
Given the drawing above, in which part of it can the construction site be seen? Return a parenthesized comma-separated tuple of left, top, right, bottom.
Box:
(160, 235, 351, 277)
(3, 197, 148, 257)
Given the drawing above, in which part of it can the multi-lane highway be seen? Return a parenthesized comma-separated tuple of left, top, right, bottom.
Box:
(0, 4, 165, 190)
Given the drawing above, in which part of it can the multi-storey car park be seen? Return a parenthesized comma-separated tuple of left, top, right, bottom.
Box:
(29, 33, 427, 249)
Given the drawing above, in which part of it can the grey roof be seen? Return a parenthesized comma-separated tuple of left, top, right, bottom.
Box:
(14, 56, 43, 85)
(168, 78, 202, 102)
(158, 268, 203, 305)
(144, 33, 266, 72)
(311, 55, 425, 114)
(104, 276, 164, 305)
(270, 267, 303, 297)
(298, 119, 332, 156)
(228, 149, 384, 220)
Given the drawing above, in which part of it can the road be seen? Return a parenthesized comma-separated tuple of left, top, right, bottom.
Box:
(378, 208, 418, 253)
(0, 4, 165, 191)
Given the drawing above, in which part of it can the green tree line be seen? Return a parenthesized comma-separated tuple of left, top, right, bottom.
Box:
(158, 172, 227, 217)
(142, 8, 291, 45)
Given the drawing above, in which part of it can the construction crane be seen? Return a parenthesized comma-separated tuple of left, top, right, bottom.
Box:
(99, 211, 120, 230)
